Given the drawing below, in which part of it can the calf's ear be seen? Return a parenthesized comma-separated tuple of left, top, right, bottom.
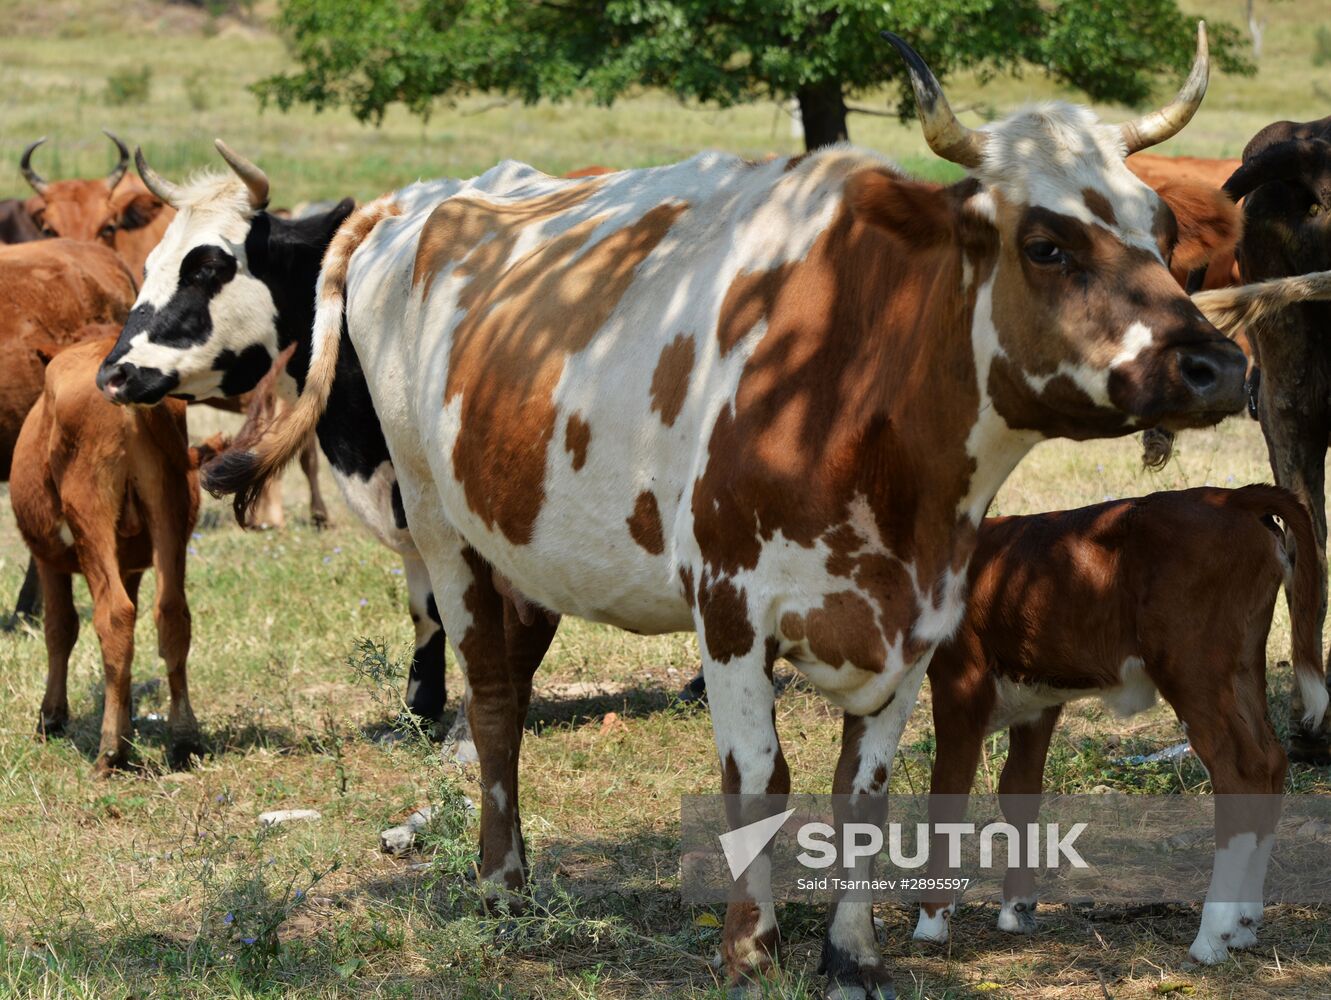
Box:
(32, 343, 61, 366)
(846, 169, 955, 249)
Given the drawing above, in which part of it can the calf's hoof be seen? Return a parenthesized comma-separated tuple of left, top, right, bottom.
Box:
(1187, 936, 1230, 965)
(674, 671, 708, 707)
(911, 906, 951, 943)
(92, 749, 133, 778)
(997, 898, 1038, 935)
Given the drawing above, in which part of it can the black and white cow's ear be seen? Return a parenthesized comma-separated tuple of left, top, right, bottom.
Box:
(846, 168, 955, 249)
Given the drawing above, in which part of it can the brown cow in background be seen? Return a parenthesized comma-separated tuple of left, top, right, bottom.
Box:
(20, 132, 174, 278)
(13, 334, 212, 774)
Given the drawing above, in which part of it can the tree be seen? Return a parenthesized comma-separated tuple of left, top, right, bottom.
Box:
(254, 0, 1254, 153)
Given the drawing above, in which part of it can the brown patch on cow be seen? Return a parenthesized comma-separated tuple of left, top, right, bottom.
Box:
(680, 565, 696, 609)
(691, 176, 995, 667)
(784, 153, 809, 173)
(411, 183, 603, 297)
(780, 591, 886, 673)
(649, 334, 694, 426)
(697, 574, 755, 662)
(627, 490, 665, 555)
(564, 413, 590, 471)
(1081, 187, 1117, 227)
(442, 199, 688, 544)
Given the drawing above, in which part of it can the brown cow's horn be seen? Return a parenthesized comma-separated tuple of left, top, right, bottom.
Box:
(880, 30, 986, 169)
(20, 137, 49, 195)
(214, 139, 269, 209)
(102, 129, 129, 191)
(1119, 22, 1209, 154)
(135, 147, 182, 205)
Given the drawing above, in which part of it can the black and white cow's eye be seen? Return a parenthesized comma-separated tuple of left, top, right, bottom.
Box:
(1024, 239, 1066, 265)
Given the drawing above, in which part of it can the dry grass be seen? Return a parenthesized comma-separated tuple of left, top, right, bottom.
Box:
(0, 1, 1330, 997)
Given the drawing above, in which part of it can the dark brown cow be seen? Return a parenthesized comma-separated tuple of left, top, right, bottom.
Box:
(21, 133, 175, 278)
(13, 334, 211, 774)
(0, 196, 43, 244)
(912, 485, 1322, 964)
(1224, 115, 1331, 760)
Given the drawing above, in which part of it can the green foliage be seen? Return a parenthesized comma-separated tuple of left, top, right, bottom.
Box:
(256, 0, 1254, 145)
(1315, 25, 1331, 67)
(103, 66, 151, 107)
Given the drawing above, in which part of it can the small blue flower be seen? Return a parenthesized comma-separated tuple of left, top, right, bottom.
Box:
(241, 936, 257, 945)
(359, 598, 368, 607)
(390, 568, 403, 576)
(295, 889, 304, 900)
(323, 556, 332, 565)
(333, 546, 342, 554)
(188, 546, 198, 556)
(223, 912, 234, 925)
(192, 532, 202, 540)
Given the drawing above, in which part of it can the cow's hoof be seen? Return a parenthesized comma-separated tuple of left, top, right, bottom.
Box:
(1188, 934, 1230, 965)
(1288, 728, 1331, 766)
(825, 978, 894, 1000)
(36, 712, 68, 738)
(444, 735, 479, 765)
(167, 734, 206, 770)
(1228, 922, 1259, 950)
(912, 907, 951, 943)
(997, 899, 1038, 935)
(674, 671, 707, 707)
(92, 751, 131, 779)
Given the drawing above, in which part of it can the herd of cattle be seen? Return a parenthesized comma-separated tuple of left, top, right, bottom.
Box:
(8, 22, 1331, 994)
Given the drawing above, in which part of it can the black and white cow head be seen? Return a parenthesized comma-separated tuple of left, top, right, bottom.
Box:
(97, 141, 353, 404)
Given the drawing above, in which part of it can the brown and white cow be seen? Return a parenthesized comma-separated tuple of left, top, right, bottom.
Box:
(14, 334, 211, 774)
(99, 26, 1253, 995)
(911, 485, 1323, 964)
(21, 132, 175, 278)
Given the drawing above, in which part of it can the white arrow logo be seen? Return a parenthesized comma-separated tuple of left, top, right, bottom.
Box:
(719, 808, 796, 881)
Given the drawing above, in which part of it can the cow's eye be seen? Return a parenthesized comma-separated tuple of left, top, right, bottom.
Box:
(1310, 202, 1323, 218)
(1024, 239, 1067, 265)
(40, 225, 56, 237)
(99, 223, 117, 239)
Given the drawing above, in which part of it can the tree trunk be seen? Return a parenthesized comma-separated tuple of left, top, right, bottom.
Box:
(796, 81, 849, 151)
(1247, 0, 1265, 60)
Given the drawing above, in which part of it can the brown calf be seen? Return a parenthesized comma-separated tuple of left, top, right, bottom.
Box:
(12, 333, 210, 775)
(913, 486, 1323, 965)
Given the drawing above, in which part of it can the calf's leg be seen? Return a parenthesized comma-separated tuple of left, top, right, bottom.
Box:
(36, 565, 77, 736)
(995, 706, 1060, 935)
(8, 556, 43, 627)
(403, 551, 448, 726)
(300, 436, 330, 529)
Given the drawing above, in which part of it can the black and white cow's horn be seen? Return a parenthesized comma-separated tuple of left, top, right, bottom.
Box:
(102, 130, 129, 191)
(1119, 22, 1209, 154)
(214, 139, 269, 210)
(135, 147, 182, 206)
(20, 137, 49, 195)
(880, 29, 986, 169)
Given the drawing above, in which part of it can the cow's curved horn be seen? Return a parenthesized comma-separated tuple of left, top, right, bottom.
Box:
(20, 137, 49, 195)
(134, 147, 182, 206)
(102, 130, 129, 191)
(1119, 22, 1209, 154)
(214, 139, 269, 209)
(880, 30, 986, 169)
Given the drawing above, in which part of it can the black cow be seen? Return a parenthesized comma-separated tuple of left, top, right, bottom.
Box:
(0, 197, 42, 244)
(1225, 115, 1331, 760)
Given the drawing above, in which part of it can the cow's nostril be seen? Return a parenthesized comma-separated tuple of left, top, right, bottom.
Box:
(1180, 353, 1218, 394)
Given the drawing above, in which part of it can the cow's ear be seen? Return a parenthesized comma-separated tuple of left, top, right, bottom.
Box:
(32, 343, 61, 366)
(118, 193, 167, 232)
(1155, 181, 1242, 273)
(846, 169, 954, 249)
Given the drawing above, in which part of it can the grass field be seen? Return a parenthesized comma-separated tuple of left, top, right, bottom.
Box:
(1, 1, 1331, 997)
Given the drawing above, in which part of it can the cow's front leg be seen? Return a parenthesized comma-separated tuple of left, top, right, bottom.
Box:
(701, 633, 788, 994)
(822, 657, 930, 1000)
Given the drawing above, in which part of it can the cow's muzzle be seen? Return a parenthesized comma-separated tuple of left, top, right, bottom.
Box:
(96, 360, 178, 406)
(1168, 340, 1247, 423)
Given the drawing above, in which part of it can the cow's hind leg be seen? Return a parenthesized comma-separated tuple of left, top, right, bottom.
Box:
(422, 534, 549, 894)
(8, 556, 43, 629)
(36, 564, 77, 737)
(700, 634, 788, 995)
(403, 551, 448, 728)
(821, 657, 930, 1000)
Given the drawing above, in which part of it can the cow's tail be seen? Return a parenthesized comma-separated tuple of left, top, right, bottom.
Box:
(1234, 485, 1329, 729)
(203, 195, 401, 522)
(1192, 269, 1331, 339)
